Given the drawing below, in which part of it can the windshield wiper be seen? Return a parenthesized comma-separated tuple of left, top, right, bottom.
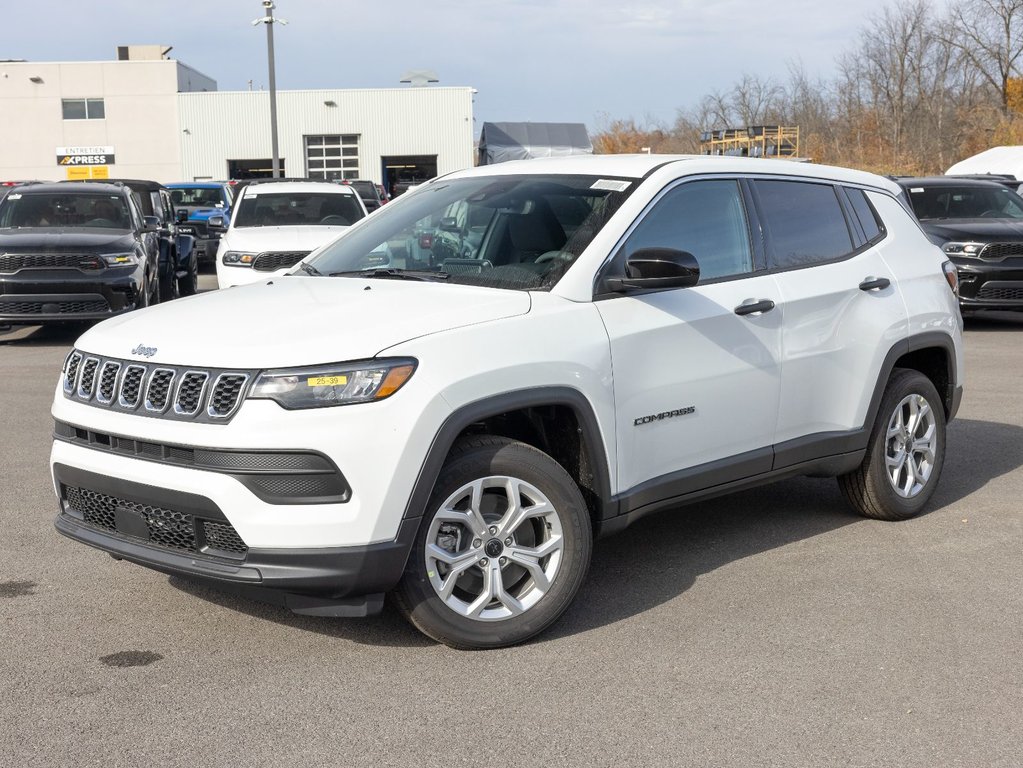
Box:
(296, 262, 322, 276)
(327, 268, 450, 281)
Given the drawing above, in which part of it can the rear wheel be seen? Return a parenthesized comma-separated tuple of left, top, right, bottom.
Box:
(394, 436, 593, 649)
(839, 369, 946, 520)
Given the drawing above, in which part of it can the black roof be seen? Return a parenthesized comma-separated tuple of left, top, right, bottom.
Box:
(892, 176, 1016, 189)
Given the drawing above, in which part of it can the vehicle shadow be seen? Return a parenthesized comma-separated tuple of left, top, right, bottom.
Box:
(167, 417, 1022, 648)
(0, 322, 86, 347)
(963, 310, 1023, 331)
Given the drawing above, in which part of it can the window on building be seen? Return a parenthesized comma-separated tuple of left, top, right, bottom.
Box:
(305, 135, 360, 181)
(61, 98, 105, 120)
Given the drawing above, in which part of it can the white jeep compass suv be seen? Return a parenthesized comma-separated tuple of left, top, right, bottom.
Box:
(51, 156, 964, 649)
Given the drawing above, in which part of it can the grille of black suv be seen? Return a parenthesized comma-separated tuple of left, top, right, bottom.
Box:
(0, 253, 104, 272)
(63, 350, 252, 423)
(978, 242, 1023, 261)
(252, 250, 310, 272)
(0, 299, 109, 315)
(977, 283, 1023, 301)
(64, 485, 247, 558)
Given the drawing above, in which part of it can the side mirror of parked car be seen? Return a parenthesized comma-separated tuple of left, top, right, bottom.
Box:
(142, 216, 161, 233)
(439, 217, 459, 232)
(208, 215, 225, 229)
(605, 248, 701, 292)
(175, 209, 189, 223)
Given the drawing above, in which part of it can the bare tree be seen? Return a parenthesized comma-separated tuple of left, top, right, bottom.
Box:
(945, 0, 1023, 110)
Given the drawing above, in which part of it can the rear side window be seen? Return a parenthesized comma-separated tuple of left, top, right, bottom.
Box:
(754, 180, 854, 269)
(846, 188, 883, 242)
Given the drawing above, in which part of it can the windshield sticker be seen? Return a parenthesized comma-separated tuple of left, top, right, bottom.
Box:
(910, 188, 924, 193)
(591, 179, 632, 193)
(7, 193, 21, 200)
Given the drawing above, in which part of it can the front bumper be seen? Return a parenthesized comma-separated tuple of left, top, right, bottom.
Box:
(53, 462, 420, 614)
(0, 268, 144, 323)
(955, 259, 1023, 311)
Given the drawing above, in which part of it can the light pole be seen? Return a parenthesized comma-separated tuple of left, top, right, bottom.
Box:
(252, 1, 287, 178)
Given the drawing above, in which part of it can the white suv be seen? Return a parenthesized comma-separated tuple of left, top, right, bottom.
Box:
(215, 180, 366, 288)
(51, 155, 964, 649)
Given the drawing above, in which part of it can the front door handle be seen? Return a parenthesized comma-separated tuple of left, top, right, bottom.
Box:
(859, 276, 890, 291)
(734, 298, 776, 316)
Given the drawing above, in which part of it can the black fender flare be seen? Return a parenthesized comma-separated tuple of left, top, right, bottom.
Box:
(400, 387, 617, 526)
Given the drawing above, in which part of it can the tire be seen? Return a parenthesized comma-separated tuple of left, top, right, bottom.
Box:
(394, 436, 593, 649)
(839, 368, 946, 521)
(136, 273, 150, 309)
(158, 261, 177, 303)
(178, 253, 199, 297)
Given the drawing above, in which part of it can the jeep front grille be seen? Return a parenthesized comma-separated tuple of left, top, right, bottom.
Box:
(62, 350, 252, 423)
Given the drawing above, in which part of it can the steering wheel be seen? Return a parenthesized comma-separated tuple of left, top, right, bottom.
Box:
(86, 218, 116, 228)
(534, 250, 574, 264)
(320, 215, 349, 225)
(978, 209, 1002, 218)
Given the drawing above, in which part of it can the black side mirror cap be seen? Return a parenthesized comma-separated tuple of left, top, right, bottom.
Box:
(175, 209, 189, 223)
(605, 248, 700, 292)
(142, 215, 161, 232)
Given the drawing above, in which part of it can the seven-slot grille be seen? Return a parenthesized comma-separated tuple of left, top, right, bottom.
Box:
(62, 350, 251, 423)
(252, 250, 310, 272)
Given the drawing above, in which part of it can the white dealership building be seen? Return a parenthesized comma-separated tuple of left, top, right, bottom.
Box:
(0, 45, 476, 191)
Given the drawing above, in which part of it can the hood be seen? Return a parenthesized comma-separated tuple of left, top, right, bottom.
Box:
(74, 276, 532, 368)
(0, 228, 136, 253)
(223, 225, 350, 253)
(181, 206, 228, 221)
(920, 219, 1023, 243)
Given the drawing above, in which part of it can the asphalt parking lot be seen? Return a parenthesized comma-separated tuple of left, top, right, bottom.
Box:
(1, 289, 1021, 767)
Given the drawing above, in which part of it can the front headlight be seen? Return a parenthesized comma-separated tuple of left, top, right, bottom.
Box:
(101, 252, 140, 267)
(248, 358, 417, 409)
(222, 251, 257, 267)
(942, 242, 984, 257)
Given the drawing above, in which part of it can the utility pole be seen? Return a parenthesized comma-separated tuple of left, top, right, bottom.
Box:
(252, 1, 287, 178)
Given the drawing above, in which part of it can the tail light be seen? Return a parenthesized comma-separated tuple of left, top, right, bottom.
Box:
(942, 261, 959, 295)
(419, 233, 433, 249)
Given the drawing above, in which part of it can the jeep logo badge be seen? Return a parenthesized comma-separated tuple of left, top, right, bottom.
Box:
(131, 344, 157, 358)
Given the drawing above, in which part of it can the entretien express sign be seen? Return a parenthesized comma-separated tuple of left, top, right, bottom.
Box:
(56, 146, 115, 166)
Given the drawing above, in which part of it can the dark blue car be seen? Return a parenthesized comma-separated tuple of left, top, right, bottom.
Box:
(166, 182, 234, 264)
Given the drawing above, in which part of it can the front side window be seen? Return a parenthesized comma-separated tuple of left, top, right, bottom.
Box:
(305, 174, 636, 291)
(61, 98, 105, 120)
(234, 192, 365, 227)
(754, 180, 854, 269)
(0, 192, 129, 229)
(616, 179, 754, 281)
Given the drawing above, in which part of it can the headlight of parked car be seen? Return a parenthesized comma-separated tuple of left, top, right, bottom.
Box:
(248, 358, 417, 409)
(941, 242, 985, 257)
(222, 251, 258, 267)
(101, 253, 140, 267)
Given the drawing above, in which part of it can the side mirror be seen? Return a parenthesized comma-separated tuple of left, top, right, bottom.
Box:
(142, 215, 161, 233)
(175, 209, 189, 223)
(605, 248, 700, 292)
(439, 217, 459, 232)
(208, 215, 226, 229)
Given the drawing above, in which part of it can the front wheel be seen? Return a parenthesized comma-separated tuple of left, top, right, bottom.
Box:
(394, 436, 593, 649)
(839, 369, 946, 520)
(178, 252, 199, 297)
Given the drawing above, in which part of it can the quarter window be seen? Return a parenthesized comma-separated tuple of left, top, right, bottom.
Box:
(619, 179, 754, 281)
(754, 180, 854, 269)
(61, 98, 105, 120)
(847, 188, 883, 242)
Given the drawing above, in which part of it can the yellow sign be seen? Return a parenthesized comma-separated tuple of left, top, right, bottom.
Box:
(307, 375, 347, 387)
(65, 166, 109, 180)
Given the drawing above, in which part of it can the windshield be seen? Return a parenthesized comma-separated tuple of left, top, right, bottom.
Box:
(0, 192, 130, 230)
(908, 185, 1023, 220)
(234, 192, 366, 227)
(170, 186, 225, 207)
(303, 174, 635, 291)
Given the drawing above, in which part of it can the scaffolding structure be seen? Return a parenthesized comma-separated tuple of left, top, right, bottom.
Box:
(699, 125, 800, 158)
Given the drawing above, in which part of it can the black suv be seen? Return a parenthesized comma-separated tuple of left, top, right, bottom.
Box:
(110, 179, 199, 300)
(896, 176, 1023, 313)
(0, 182, 160, 325)
(340, 179, 384, 212)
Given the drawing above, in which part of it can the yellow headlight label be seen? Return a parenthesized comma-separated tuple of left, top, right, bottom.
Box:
(307, 375, 347, 387)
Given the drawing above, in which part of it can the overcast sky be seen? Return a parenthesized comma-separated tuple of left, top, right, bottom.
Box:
(2, 0, 911, 134)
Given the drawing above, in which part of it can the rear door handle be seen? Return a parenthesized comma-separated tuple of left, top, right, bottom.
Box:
(734, 298, 776, 316)
(859, 276, 890, 291)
